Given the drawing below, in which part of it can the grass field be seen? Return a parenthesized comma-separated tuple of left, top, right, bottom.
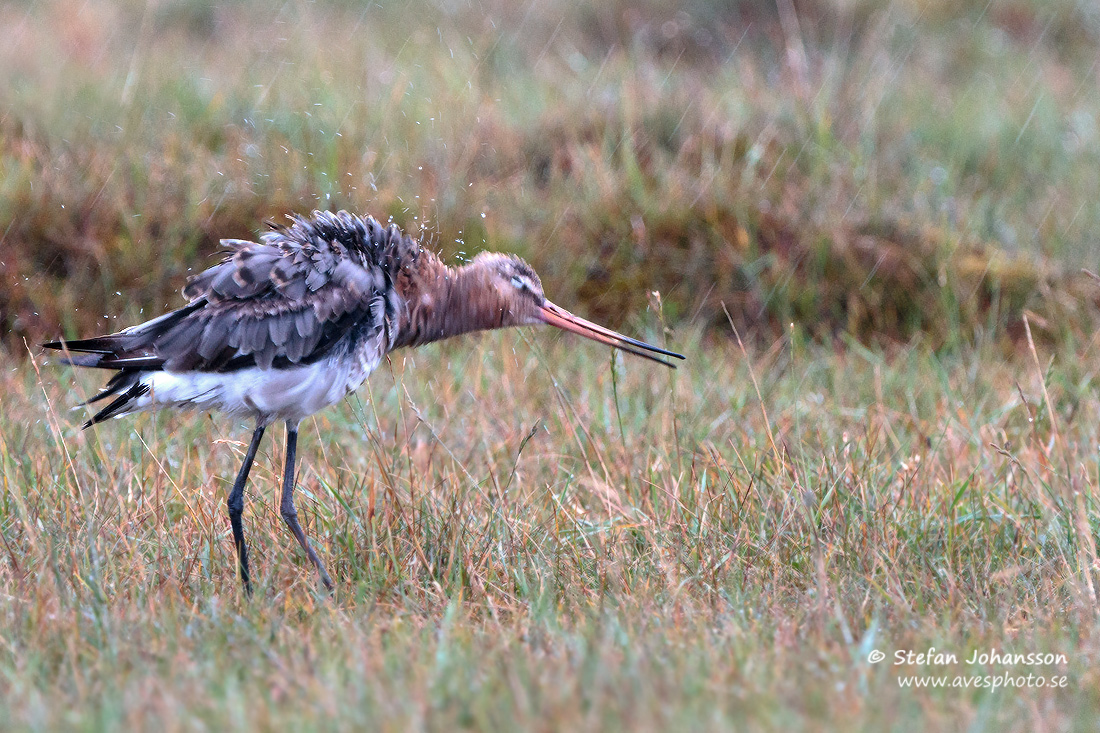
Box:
(6, 332, 1100, 729)
(4, 0, 1100, 730)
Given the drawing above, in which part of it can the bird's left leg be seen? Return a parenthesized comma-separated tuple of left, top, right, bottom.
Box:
(279, 422, 335, 592)
(227, 424, 265, 596)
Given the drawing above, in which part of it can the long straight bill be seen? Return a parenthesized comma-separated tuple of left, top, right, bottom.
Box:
(536, 301, 686, 368)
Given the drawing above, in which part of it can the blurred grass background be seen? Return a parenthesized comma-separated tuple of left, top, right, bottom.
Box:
(4, 0, 1100, 729)
(5, 0, 1100, 348)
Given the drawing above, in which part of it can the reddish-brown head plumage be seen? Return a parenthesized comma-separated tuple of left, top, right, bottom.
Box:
(393, 248, 683, 366)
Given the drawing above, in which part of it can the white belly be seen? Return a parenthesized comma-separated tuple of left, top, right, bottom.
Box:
(128, 349, 382, 426)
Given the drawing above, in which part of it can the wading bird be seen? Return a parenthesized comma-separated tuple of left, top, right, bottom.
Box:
(45, 210, 683, 594)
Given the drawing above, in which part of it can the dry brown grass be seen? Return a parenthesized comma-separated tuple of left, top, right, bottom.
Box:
(1, 327, 1098, 729)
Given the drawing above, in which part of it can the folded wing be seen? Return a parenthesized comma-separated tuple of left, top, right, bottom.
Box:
(45, 214, 402, 374)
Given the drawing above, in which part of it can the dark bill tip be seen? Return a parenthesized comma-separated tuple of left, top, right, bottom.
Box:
(536, 301, 685, 368)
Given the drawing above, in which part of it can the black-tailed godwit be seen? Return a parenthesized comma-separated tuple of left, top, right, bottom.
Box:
(45, 210, 684, 593)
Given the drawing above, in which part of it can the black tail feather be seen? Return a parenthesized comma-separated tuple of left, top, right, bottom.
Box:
(84, 381, 150, 428)
(43, 337, 156, 427)
(43, 337, 165, 370)
(42, 336, 121, 354)
(80, 369, 140, 407)
(42, 301, 206, 370)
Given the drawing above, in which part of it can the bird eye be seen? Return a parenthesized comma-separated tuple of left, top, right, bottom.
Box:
(510, 276, 526, 290)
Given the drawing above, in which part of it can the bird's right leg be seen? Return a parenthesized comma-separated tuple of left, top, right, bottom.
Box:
(279, 423, 335, 592)
(227, 424, 266, 595)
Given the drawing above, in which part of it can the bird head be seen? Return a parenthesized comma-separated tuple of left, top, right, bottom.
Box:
(470, 252, 685, 368)
(470, 252, 545, 324)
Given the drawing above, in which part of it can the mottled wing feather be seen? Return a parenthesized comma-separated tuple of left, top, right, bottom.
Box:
(165, 250, 383, 369)
(49, 211, 418, 375)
